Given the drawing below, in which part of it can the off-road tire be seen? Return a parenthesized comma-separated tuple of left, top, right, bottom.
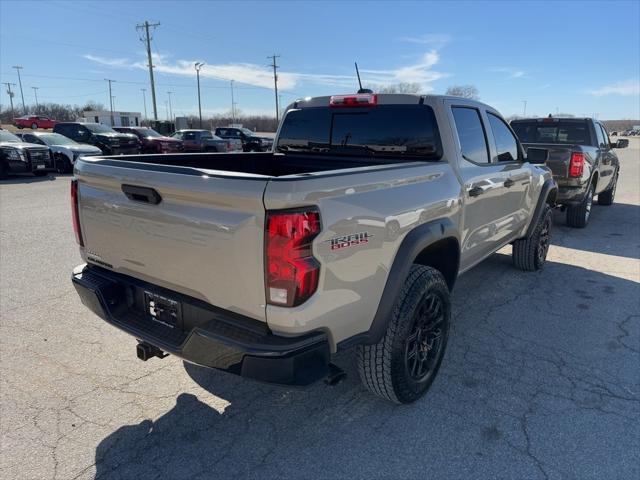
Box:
(357, 265, 450, 404)
(513, 204, 552, 271)
(566, 184, 594, 228)
(598, 172, 617, 206)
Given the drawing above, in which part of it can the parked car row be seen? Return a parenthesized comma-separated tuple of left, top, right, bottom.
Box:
(0, 129, 56, 177)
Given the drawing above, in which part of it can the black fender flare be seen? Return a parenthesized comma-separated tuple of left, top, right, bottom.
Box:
(338, 218, 459, 349)
(525, 178, 557, 238)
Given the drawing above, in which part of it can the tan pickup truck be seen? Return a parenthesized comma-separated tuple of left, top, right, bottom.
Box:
(71, 93, 556, 403)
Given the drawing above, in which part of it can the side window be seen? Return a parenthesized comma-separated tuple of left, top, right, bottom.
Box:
(598, 124, 610, 147)
(201, 131, 213, 139)
(451, 107, 489, 164)
(594, 123, 605, 147)
(217, 129, 227, 136)
(487, 113, 519, 162)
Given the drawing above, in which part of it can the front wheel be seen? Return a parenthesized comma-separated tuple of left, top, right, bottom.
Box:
(513, 204, 552, 271)
(357, 265, 450, 404)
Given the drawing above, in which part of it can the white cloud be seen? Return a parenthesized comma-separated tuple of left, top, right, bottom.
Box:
(588, 79, 640, 96)
(398, 33, 452, 48)
(489, 67, 526, 79)
(84, 50, 448, 92)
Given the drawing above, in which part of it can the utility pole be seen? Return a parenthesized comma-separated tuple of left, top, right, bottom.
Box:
(12, 66, 26, 114)
(164, 100, 169, 121)
(32, 87, 39, 110)
(167, 91, 173, 125)
(3, 83, 16, 116)
(136, 21, 160, 121)
(522, 100, 527, 117)
(141, 88, 148, 120)
(194, 62, 205, 128)
(105, 79, 115, 126)
(267, 54, 280, 123)
(230, 80, 236, 124)
(279, 94, 283, 118)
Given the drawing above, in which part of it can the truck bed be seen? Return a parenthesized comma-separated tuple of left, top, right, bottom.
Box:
(87, 151, 414, 177)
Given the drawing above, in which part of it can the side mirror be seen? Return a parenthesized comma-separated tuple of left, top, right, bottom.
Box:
(527, 147, 548, 164)
(614, 139, 629, 149)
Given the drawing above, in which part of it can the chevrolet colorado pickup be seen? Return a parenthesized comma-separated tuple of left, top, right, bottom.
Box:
(511, 117, 628, 227)
(71, 93, 557, 403)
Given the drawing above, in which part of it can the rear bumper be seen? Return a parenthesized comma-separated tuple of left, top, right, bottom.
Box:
(556, 184, 588, 205)
(71, 264, 330, 386)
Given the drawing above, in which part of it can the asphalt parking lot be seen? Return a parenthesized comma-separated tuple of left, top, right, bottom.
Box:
(1, 140, 638, 480)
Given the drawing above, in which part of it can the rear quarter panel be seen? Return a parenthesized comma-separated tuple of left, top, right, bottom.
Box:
(263, 163, 461, 348)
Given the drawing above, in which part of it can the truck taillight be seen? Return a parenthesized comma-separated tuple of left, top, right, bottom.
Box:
(329, 93, 377, 107)
(569, 152, 585, 178)
(71, 179, 83, 246)
(266, 209, 321, 307)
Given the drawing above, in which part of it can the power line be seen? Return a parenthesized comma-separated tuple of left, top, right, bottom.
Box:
(267, 54, 280, 123)
(136, 21, 161, 121)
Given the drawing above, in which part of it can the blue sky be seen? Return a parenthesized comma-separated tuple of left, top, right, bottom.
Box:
(1, 0, 639, 119)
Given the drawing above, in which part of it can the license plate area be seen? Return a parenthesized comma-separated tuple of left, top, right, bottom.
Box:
(144, 291, 182, 329)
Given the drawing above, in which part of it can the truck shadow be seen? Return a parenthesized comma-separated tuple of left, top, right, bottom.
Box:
(0, 173, 56, 184)
(93, 255, 639, 479)
(550, 202, 640, 259)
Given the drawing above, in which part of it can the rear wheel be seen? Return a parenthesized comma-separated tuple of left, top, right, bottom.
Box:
(598, 172, 617, 206)
(566, 184, 593, 228)
(513, 204, 551, 271)
(357, 265, 450, 404)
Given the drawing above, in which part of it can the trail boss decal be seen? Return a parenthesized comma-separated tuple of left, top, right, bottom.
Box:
(327, 232, 372, 251)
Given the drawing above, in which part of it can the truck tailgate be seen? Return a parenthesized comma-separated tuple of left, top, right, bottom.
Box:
(522, 142, 579, 179)
(75, 159, 269, 321)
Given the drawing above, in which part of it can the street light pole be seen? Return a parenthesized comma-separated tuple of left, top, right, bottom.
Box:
(32, 87, 39, 110)
(105, 79, 115, 126)
(194, 62, 204, 128)
(12, 66, 26, 114)
(141, 88, 148, 120)
(167, 91, 173, 125)
(230, 80, 236, 124)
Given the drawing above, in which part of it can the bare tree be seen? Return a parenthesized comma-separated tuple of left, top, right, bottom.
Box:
(445, 85, 479, 100)
(377, 83, 423, 94)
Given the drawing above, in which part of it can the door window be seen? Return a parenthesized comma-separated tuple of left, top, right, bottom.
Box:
(487, 113, 519, 162)
(594, 123, 605, 147)
(598, 124, 610, 147)
(452, 107, 489, 164)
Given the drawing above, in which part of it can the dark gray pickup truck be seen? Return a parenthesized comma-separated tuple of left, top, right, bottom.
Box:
(511, 117, 628, 227)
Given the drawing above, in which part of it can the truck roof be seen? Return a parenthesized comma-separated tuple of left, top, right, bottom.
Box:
(290, 93, 494, 110)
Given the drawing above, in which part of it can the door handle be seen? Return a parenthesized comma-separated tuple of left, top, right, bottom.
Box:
(121, 184, 162, 205)
(468, 186, 484, 197)
(503, 178, 515, 188)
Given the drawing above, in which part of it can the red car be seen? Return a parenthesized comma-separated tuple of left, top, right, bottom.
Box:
(14, 115, 58, 129)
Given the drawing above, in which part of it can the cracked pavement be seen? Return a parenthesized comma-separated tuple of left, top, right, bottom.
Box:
(1, 140, 638, 479)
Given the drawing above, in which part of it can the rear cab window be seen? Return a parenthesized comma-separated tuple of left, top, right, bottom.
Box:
(511, 119, 592, 146)
(277, 105, 442, 160)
